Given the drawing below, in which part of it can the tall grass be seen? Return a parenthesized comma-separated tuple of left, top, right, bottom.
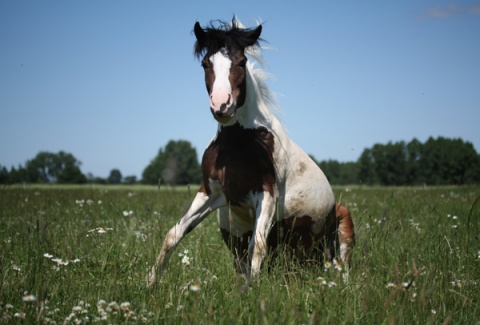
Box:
(0, 185, 479, 323)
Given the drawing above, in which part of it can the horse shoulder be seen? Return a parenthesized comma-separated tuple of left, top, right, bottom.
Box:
(274, 139, 335, 218)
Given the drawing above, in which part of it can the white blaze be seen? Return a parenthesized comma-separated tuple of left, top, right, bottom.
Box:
(209, 50, 233, 112)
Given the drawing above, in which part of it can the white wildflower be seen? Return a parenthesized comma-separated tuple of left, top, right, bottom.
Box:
(189, 283, 201, 292)
(182, 255, 190, 266)
(22, 294, 36, 302)
(120, 302, 131, 311)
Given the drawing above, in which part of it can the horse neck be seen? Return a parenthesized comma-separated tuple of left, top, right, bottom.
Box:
(232, 66, 284, 135)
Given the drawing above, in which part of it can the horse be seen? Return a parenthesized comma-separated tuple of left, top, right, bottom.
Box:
(147, 19, 355, 287)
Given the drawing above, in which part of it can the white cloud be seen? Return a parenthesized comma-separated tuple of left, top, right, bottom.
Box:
(426, 4, 460, 19)
(469, 4, 480, 14)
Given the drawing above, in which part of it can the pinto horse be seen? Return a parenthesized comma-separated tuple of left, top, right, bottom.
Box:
(147, 19, 354, 286)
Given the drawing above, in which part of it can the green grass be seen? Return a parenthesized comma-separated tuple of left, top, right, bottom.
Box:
(0, 185, 479, 324)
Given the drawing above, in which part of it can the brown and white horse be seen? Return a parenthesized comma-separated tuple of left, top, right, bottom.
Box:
(147, 19, 354, 286)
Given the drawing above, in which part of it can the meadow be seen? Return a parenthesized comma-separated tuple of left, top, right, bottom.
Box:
(0, 184, 479, 324)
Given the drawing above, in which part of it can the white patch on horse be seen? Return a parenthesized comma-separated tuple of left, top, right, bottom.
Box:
(209, 50, 233, 112)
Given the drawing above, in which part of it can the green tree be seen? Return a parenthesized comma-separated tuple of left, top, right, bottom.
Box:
(142, 140, 201, 185)
(0, 165, 9, 184)
(419, 137, 479, 185)
(25, 151, 86, 184)
(405, 138, 422, 185)
(356, 137, 480, 185)
(123, 175, 137, 184)
(372, 141, 407, 185)
(357, 148, 376, 185)
(107, 169, 123, 184)
(317, 159, 359, 185)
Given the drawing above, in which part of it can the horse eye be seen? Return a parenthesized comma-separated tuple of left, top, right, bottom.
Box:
(239, 59, 247, 68)
(201, 62, 208, 69)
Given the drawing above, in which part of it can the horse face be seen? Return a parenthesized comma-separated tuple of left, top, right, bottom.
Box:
(201, 49, 248, 124)
(194, 21, 262, 124)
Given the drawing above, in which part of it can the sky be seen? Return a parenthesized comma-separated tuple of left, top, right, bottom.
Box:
(1, 1, 479, 179)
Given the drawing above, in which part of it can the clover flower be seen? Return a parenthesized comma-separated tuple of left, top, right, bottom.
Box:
(189, 283, 201, 292)
(182, 255, 190, 266)
(52, 258, 69, 266)
(451, 279, 462, 288)
(333, 259, 343, 271)
(386, 281, 410, 290)
(87, 227, 113, 235)
(178, 249, 191, 266)
(22, 294, 36, 302)
(409, 219, 422, 233)
(120, 302, 131, 312)
(316, 276, 337, 288)
(328, 281, 337, 287)
(108, 301, 120, 312)
(134, 231, 148, 241)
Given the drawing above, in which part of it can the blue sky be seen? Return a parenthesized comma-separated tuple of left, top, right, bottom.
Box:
(1, 1, 479, 179)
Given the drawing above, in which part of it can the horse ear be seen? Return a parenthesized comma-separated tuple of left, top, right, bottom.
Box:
(194, 22, 206, 42)
(245, 25, 262, 47)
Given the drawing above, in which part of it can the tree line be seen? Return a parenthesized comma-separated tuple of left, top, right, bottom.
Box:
(1, 137, 479, 186)
(316, 137, 480, 185)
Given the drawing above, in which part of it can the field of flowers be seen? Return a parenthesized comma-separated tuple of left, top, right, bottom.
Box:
(1, 185, 479, 324)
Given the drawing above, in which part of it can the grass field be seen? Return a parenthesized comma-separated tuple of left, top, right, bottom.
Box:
(1, 185, 479, 324)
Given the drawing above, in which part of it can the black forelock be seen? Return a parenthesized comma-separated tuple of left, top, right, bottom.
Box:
(194, 19, 263, 59)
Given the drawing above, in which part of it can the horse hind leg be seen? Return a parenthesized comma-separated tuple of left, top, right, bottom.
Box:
(335, 202, 355, 266)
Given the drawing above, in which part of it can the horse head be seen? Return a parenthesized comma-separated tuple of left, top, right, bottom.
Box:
(194, 19, 262, 124)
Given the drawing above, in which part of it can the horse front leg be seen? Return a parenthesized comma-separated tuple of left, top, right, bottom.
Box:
(249, 191, 276, 279)
(147, 191, 226, 288)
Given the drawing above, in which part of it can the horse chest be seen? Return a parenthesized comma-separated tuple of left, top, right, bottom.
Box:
(201, 123, 275, 205)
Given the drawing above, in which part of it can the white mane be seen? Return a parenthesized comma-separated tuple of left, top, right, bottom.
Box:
(219, 20, 281, 132)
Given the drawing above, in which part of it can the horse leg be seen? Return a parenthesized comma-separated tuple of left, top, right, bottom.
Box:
(335, 202, 355, 265)
(249, 192, 276, 279)
(146, 191, 226, 288)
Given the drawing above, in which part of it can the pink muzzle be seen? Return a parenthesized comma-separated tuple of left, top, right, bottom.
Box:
(210, 87, 235, 118)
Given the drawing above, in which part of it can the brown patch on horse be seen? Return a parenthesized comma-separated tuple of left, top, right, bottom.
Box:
(200, 123, 275, 205)
(336, 203, 355, 244)
(335, 202, 355, 263)
(296, 161, 307, 176)
(220, 228, 252, 272)
(220, 213, 337, 268)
